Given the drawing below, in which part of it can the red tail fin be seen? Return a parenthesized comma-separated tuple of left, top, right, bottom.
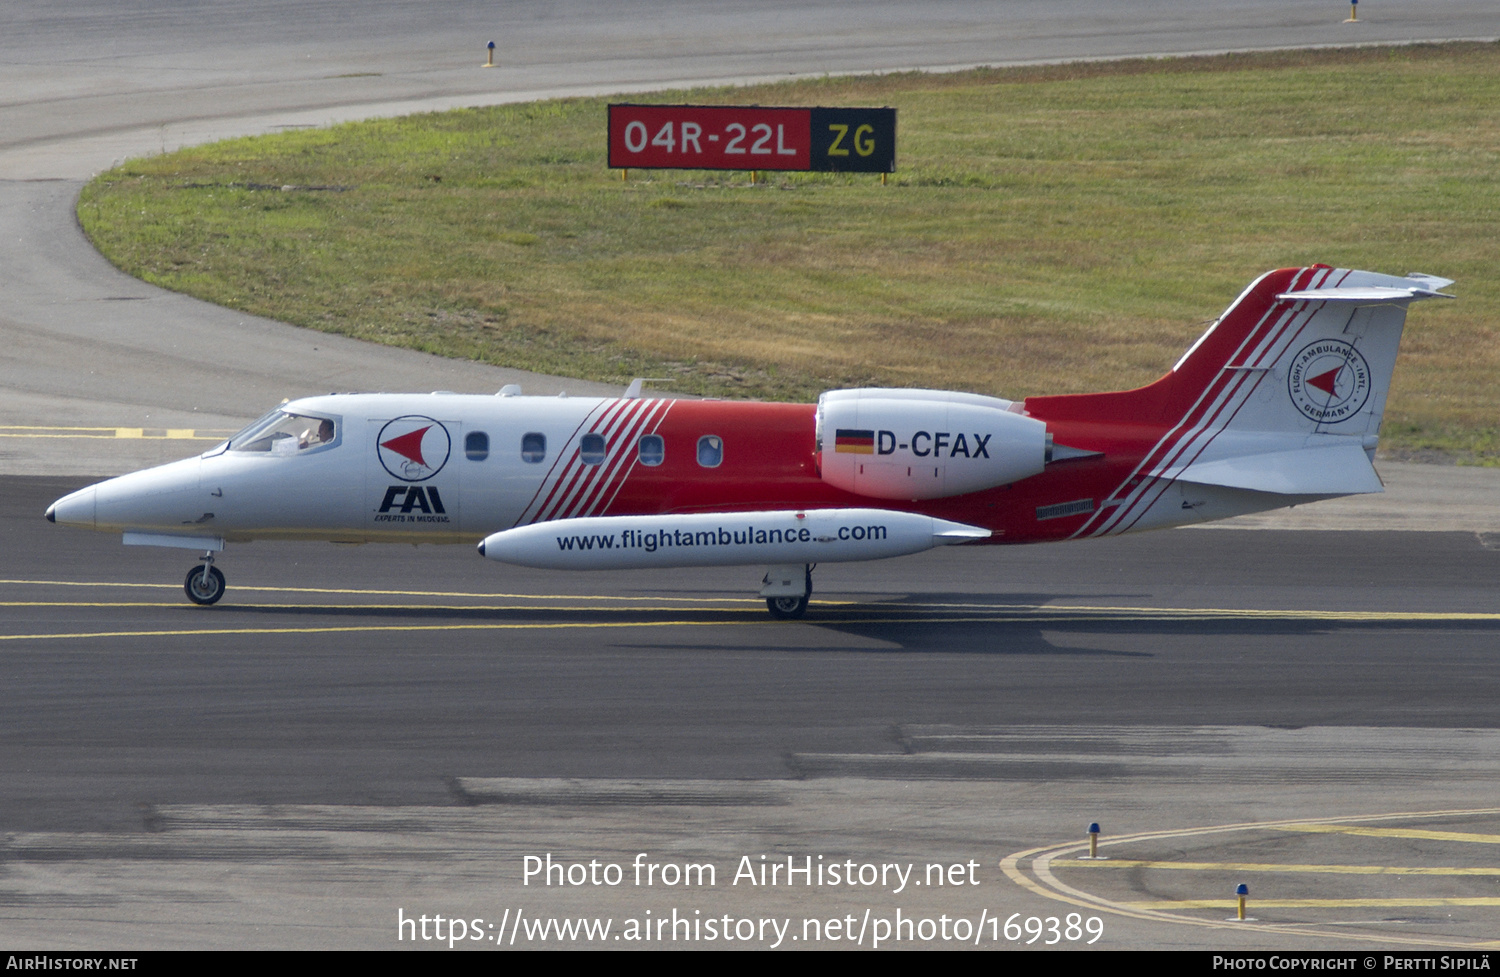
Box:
(1027, 264, 1450, 538)
(1024, 266, 1315, 427)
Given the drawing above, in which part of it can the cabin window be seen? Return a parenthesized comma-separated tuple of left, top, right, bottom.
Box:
(229, 410, 338, 454)
(465, 431, 489, 461)
(580, 433, 607, 465)
(521, 432, 546, 463)
(637, 434, 664, 467)
(697, 435, 723, 468)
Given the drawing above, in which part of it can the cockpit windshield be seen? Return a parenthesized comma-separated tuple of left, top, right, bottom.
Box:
(227, 410, 339, 455)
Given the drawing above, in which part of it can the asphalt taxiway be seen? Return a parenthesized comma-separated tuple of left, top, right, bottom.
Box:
(8, 476, 1500, 948)
(3, 0, 1500, 950)
(11, 475, 1500, 824)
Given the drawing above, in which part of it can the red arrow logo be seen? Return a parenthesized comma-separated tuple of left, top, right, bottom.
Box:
(381, 426, 431, 467)
(1306, 366, 1342, 397)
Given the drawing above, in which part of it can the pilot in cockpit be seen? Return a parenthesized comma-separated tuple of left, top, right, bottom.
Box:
(299, 418, 335, 449)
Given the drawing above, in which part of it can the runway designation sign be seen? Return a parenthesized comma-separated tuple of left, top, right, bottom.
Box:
(608, 105, 896, 173)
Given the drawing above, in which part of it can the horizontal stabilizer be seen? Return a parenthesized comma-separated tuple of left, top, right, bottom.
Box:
(1172, 442, 1383, 497)
(1277, 285, 1454, 302)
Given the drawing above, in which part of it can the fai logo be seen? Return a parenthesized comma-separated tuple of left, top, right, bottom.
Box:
(1287, 339, 1371, 424)
(377, 415, 451, 481)
(373, 484, 450, 524)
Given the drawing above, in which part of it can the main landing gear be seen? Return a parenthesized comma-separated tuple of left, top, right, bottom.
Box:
(761, 564, 812, 619)
(185, 551, 225, 605)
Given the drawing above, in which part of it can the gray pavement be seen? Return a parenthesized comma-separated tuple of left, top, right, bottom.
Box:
(5, 782, 1499, 950)
(3, 0, 1500, 951)
(7, 475, 1500, 949)
(1209, 461, 1500, 532)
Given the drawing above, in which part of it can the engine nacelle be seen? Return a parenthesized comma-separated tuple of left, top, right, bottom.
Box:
(816, 389, 1048, 500)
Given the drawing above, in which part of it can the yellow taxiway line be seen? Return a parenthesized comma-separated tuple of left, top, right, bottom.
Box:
(0, 426, 232, 440)
(19, 612, 1416, 642)
(0, 579, 772, 602)
(3, 576, 1500, 641)
(2, 611, 1498, 640)
(1271, 824, 1500, 845)
(1052, 858, 1500, 876)
(1003, 808, 1500, 948)
(0, 620, 757, 642)
(2, 579, 1499, 619)
(1126, 897, 1500, 909)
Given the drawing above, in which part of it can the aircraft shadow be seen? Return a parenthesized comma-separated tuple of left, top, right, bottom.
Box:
(186, 590, 1500, 658)
(797, 591, 1500, 655)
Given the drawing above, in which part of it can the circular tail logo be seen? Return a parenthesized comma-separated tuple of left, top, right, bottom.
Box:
(1287, 339, 1370, 423)
(377, 415, 451, 481)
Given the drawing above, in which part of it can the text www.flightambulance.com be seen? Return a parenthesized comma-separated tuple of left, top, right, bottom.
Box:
(553, 522, 888, 553)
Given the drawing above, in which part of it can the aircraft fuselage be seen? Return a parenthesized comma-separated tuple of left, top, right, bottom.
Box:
(49, 392, 1157, 546)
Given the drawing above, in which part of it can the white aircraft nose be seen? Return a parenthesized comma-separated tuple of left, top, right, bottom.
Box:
(47, 485, 98, 529)
(48, 457, 206, 533)
(99, 458, 206, 530)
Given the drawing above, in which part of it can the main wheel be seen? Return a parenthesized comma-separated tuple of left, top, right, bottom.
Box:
(766, 594, 808, 619)
(185, 565, 226, 605)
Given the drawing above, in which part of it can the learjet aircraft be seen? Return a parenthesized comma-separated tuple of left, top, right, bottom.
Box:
(46, 265, 1452, 617)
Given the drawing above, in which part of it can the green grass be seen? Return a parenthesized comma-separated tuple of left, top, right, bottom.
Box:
(78, 43, 1500, 461)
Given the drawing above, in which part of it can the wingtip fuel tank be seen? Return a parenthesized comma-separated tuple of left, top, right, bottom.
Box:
(478, 508, 990, 571)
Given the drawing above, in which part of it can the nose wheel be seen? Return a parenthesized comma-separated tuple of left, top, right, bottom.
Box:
(185, 554, 226, 605)
(766, 594, 809, 619)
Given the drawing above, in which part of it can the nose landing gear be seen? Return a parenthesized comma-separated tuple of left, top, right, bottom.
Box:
(761, 564, 812, 619)
(185, 552, 225, 605)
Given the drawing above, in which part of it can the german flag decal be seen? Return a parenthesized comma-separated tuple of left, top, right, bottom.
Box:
(834, 429, 876, 454)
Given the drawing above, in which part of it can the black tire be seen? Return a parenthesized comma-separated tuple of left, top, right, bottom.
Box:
(185, 565, 226, 605)
(766, 595, 808, 619)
